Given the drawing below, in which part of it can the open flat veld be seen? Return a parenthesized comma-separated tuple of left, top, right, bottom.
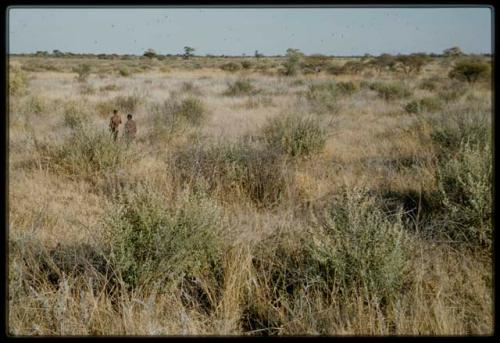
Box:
(8, 54, 492, 335)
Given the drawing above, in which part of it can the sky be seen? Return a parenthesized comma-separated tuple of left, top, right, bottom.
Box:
(8, 7, 493, 56)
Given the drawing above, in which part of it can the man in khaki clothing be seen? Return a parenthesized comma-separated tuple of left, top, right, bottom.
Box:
(109, 109, 122, 141)
(124, 114, 137, 144)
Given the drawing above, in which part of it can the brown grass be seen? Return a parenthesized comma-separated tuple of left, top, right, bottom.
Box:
(8, 55, 493, 336)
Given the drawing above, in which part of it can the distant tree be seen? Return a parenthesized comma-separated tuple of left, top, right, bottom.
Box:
(183, 46, 195, 59)
(143, 48, 157, 59)
(449, 59, 490, 83)
(35, 51, 48, 56)
(254, 50, 264, 58)
(443, 46, 464, 57)
(52, 49, 64, 57)
(395, 53, 431, 75)
(369, 53, 397, 74)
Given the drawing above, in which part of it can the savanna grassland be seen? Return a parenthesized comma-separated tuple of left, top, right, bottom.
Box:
(8, 53, 493, 335)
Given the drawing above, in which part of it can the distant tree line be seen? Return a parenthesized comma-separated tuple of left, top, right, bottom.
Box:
(13, 46, 490, 60)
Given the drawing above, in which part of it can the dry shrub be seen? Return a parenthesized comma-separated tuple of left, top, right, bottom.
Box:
(9, 65, 28, 96)
(224, 79, 259, 96)
(172, 140, 294, 208)
(262, 113, 326, 157)
(304, 82, 339, 114)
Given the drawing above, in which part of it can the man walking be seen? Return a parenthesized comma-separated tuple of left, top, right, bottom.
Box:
(124, 113, 137, 144)
(109, 109, 122, 141)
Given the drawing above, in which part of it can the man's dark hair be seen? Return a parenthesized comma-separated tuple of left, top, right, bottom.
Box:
(113, 109, 118, 114)
(127, 114, 132, 119)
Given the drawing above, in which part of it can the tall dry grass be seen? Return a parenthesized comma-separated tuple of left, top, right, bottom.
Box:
(8, 55, 493, 336)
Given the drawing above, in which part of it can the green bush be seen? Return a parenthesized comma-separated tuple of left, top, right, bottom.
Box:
(430, 109, 489, 155)
(224, 79, 258, 96)
(449, 59, 490, 84)
(404, 97, 442, 114)
(253, 188, 409, 306)
(308, 189, 409, 300)
(262, 113, 326, 157)
(118, 67, 130, 77)
(104, 186, 224, 288)
(370, 82, 412, 101)
(152, 96, 207, 129)
(173, 97, 206, 126)
(435, 141, 492, 249)
(283, 49, 304, 76)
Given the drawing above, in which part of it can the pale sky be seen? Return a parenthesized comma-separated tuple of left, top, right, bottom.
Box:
(8, 6, 493, 56)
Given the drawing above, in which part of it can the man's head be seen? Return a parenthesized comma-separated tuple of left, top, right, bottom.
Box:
(127, 114, 133, 120)
(113, 109, 118, 115)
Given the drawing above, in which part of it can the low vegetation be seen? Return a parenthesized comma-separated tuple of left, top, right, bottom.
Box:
(8, 52, 492, 336)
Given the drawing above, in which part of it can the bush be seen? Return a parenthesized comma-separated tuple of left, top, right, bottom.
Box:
(63, 101, 91, 129)
(437, 81, 467, 102)
(305, 82, 339, 114)
(223, 79, 258, 96)
(253, 188, 409, 307)
(283, 49, 304, 76)
(118, 67, 130, 77)
(72, 64, 91, 82)
(113, 94, 142, 113)
(435, 141, 492, 249)
(449, 59, 490, 84)
(172, 141, 293, 207)
(241, 61, 253, 69)
(104, 186, 225, 289)
(430, 109, 489, 155)
(152, 96, 207, 129)
(9, 66, 28, 96)
(262, 113, 326, 157)
(160, 65, 171, 73)
(173, 97, 206, 126)
(308, 189, 409, 300)
(370, 82, 412, 101)
(418, 78, 439, 91)
(46, 125, 127, 180)
(326, 63, 344, 76)
(220, 62, 242, 72)
(404, 97, 442, 114)
(336, 81, 359, 96)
